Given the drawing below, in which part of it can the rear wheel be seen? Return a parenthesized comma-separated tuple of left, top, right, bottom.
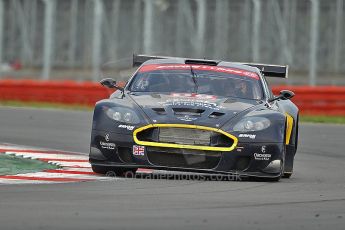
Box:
(91, 165, 137, 177)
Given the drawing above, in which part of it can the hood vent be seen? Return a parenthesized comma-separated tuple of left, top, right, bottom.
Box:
(150, 94, 161, 99)
(152, 108, 166, 115)
(224, 98, 237, 103)
(173, 108, 205, 116)
(209, 112, 225, 119)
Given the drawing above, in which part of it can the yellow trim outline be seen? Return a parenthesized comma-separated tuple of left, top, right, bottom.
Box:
(285, 113, 294, 145)
(133, 124, 238, 152)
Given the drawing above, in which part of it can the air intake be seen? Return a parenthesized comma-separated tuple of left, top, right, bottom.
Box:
(173, 108, 205, 116)
(209, 112, 225, 118)
(152, 108, 166, 115)
(133, 124, 238, 152)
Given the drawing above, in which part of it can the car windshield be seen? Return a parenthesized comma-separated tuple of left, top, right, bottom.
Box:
(129, 64, 264, 100)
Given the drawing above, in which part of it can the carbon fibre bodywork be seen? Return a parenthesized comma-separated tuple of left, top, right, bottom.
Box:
(89, 57, 299, 181)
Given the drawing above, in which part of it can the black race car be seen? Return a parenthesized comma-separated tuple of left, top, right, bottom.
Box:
(89, 55, 299, 181)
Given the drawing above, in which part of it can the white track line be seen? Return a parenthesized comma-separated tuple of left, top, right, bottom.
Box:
(0, 179, 58, 184)
(5, 152, 88, 160)
(14, 172, 102, 179)
(63, 167, 94, 172)
(47, 161, 91, 167)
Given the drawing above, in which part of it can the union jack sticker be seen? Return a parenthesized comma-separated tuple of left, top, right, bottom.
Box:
(133, 145, 145, 156)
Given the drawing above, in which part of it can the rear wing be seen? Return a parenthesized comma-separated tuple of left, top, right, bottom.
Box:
(133, 54, 175, 67)
(133, 54, 288, 78)
(239, 63, 288, 78)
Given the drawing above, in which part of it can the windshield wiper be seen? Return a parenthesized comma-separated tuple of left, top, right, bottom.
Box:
(190, 66, 199, 93)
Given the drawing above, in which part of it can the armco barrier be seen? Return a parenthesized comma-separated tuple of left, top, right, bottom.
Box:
(0, 80, 344, 116)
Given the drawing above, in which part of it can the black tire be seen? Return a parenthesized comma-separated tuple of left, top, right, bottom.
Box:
(283, 115, 298, 179)
(91, 165, 110, 174)
(247, 175, 281, 182)
(283, 147, 294, 178)
(265, 176, 282, 182)
(283, 172, 293, 178)
(91, 165, 137, 177)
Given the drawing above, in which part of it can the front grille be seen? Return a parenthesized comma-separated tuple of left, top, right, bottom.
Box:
(147, 147, 221, 169)
(159, 127, 211, 146)
(134, 124, 237, 152)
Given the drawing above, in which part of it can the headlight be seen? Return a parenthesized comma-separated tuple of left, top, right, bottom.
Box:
(105, 107, 140, 124)
(233, 117, 271, 131)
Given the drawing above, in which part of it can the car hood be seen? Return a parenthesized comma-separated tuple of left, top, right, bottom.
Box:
(128, 93, 260, 128)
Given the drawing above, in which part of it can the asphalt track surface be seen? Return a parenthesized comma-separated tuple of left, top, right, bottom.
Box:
(0, 107, 345, 230)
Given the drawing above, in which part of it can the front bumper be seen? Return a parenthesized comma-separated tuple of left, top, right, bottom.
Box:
(90, 130, 285, 178)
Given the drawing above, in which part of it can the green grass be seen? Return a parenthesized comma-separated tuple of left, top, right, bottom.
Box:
(1, 100, 345, 124)
(0, 154, 59, 176)
(300, 115, 345, 124)
(0, 100, 92, 111)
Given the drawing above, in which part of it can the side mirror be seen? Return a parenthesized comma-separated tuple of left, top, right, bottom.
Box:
(100, 78, 124, 92)
(279, 90, 295, 100)
(100, 78, 117, 88)
(268, 90, 295, 103)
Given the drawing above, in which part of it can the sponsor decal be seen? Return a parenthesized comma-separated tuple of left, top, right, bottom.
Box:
(100, 133, 116, 150)
(261, 145, 266, 153)
(105, 133, 110, 141)
(138, 64, 259, 80)
(133, 145, 145, 156)
(118, 124, 135, 131)
(176, 115, 198, 122)
(239, 134, 256, 139)
(236, 146, 244, 152)
(254, 153, 271, 161)
(100, 141, 116, 150)
(159, 98, 224, 110)
(171, 93, 217, 100)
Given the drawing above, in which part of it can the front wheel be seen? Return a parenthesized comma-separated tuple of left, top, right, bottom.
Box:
(283, 116, 298, 179)
(283, 172, 293, 178)
(91, 165, 137, 177)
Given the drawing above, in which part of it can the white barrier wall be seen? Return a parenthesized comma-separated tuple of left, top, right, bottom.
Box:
(0, 0, 344, 83)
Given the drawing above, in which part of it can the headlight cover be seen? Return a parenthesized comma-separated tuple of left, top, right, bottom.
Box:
(233, 117, 271, 132)
(105, 107, 140, 124)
